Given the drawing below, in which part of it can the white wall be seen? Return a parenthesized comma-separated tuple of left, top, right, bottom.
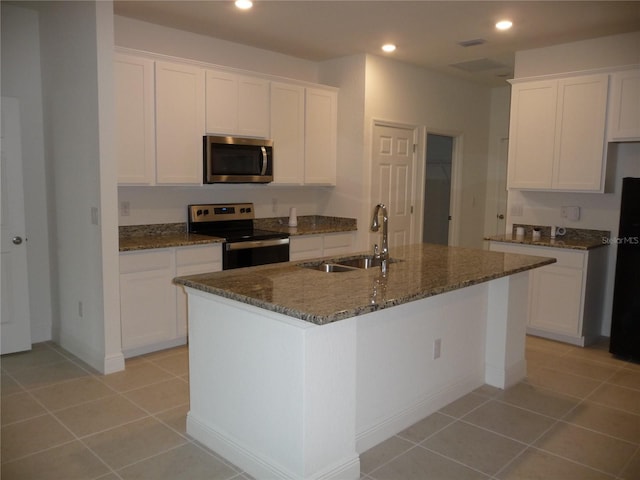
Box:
(114, 16, 320, 83)
(363, 55, 494, 249)
(508, 31, 640, 336)
(484, 86, 511, 238)
(514, 31, 640, 78)
(317, 55, 368, 248)
(1, 4, 54, 343)
(38, 1, 122, 373)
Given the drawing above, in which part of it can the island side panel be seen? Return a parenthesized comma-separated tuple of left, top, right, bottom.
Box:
(486, 271, 530, 389)
(355, 282, 489, 453)
(185, 288, 360, 480)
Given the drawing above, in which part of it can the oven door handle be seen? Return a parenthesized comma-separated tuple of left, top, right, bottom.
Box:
(260, 146, 268, 176)
(225, 238, 289, 251)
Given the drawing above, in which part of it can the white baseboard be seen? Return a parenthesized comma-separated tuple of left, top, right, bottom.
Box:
(187, 413, 360, 480)
(122, 337, 187, 359)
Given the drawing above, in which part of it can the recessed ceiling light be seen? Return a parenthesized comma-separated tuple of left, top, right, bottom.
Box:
(382, 44, 396, 53)
(235, 0, 253, 10)
(496, 20, 513, 31)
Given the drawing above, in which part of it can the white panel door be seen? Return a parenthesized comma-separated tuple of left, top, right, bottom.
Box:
(1, 97, 31, 354)
(371, 124, 415, 248)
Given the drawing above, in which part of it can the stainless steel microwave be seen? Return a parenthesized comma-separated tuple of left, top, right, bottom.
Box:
(203, 135, 273, 184)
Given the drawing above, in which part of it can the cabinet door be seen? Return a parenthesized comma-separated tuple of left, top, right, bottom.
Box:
(507, 80, 557, 189)
(237, 75, 270, 138)
(322, 232, 354, 257)
(608, 69, 640, 141)
(205, 69, 238, 135)
(175, 245, 222, 338)
(155, 61, 204, 184)
(529, 265, 584, 336)
(119, 250, 177, 351)
(271, 82, 305, 184)
(553, 74, 608, 191)
(114, 54, 155, 185)
(206, 70, 270, 137)
(304, 88, 337, 185)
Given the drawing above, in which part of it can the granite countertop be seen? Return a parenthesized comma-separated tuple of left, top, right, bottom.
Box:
(119, 223, 224, 252)
(174, 243, 555, 325)
(119, 216, 357, 252)
(486, 226, 610, 250)
(253, 215, 357, 236)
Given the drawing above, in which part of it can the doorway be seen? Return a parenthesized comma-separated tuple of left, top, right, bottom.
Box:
(423, 134, 455, 245)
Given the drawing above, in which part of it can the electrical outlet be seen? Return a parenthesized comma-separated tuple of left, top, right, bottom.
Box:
(561, 206, 581, 221)
(510, 204, 523, 217)
(433, 338, 442, 359)
(120, 201, 130, 217)
(272, 197, 278, 214)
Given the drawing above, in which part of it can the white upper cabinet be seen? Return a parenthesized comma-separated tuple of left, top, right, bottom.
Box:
(114, 54, 155, 185)
(304, 87, 338, 185)
(270, 83, 338, 186)
(507, 74, 609, 192)
(554, 75, 609, 191)
(507, 80, 557, 189)
(205, 69, 270, 138)
(270, 82, 305, 184)
(155, 61, 205, 184)
(608, 69, 640, 142)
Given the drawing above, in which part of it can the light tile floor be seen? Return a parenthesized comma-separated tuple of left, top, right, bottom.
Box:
(1, 336, 639, 479)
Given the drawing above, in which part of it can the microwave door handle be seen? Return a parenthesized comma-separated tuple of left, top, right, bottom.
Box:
(260, 146, 268, 176)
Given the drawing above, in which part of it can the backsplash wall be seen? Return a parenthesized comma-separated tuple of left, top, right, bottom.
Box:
(117, 185, 334, 226)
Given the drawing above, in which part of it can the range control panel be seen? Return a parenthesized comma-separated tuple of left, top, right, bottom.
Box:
(188, 203, 255, 223)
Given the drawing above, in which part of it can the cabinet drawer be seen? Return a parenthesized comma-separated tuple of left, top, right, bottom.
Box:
(119, 250, 173, 273)
(290, 236, 323, 253)
(176, 244, 222, 267)
(489, 242, 585, 269)
(323, 232, 353, 250)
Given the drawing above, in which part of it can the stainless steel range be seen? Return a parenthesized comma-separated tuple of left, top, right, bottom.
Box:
(188, 203, 289, 270)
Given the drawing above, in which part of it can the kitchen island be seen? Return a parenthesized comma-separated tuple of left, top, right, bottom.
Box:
(174, 243, 554, 480)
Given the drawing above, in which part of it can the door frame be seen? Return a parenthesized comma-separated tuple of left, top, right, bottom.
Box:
(370, 119, 420, 245)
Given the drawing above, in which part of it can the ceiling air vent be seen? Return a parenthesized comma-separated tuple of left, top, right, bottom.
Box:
(457, 38, 486, 48)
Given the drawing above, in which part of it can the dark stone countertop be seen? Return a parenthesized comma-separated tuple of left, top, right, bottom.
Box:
(119, 216, 357, 252)
(174, 243, 555, 325)
(486, 226, 610, 250)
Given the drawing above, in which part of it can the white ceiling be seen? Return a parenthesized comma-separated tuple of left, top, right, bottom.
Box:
(114, 0, 640, 86)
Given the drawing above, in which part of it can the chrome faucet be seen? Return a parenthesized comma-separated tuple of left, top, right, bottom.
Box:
(370, 203, 389, 274)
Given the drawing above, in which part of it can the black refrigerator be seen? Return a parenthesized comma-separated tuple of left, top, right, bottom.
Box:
(610, 177, 640, 362)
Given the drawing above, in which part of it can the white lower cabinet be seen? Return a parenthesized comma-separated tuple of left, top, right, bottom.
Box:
(289, 232, 355, 261)
(175, 245, 222, 339)
(119, 244, 221, 357)
(489, 242, 608, 346)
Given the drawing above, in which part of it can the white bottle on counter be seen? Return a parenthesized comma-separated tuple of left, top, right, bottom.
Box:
(288, 207, 298, 227)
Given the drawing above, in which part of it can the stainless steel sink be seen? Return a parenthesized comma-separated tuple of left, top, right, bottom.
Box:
(299, 255, 401, 273)
(304, 262, 359, 273)
(336, 256, 384, 269)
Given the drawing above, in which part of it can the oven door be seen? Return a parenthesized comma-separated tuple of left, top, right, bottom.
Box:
(223, 238, 289, 270)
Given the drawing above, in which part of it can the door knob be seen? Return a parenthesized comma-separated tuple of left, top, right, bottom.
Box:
(497, 214, 505, 220)
(12, 236, 23, 245)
